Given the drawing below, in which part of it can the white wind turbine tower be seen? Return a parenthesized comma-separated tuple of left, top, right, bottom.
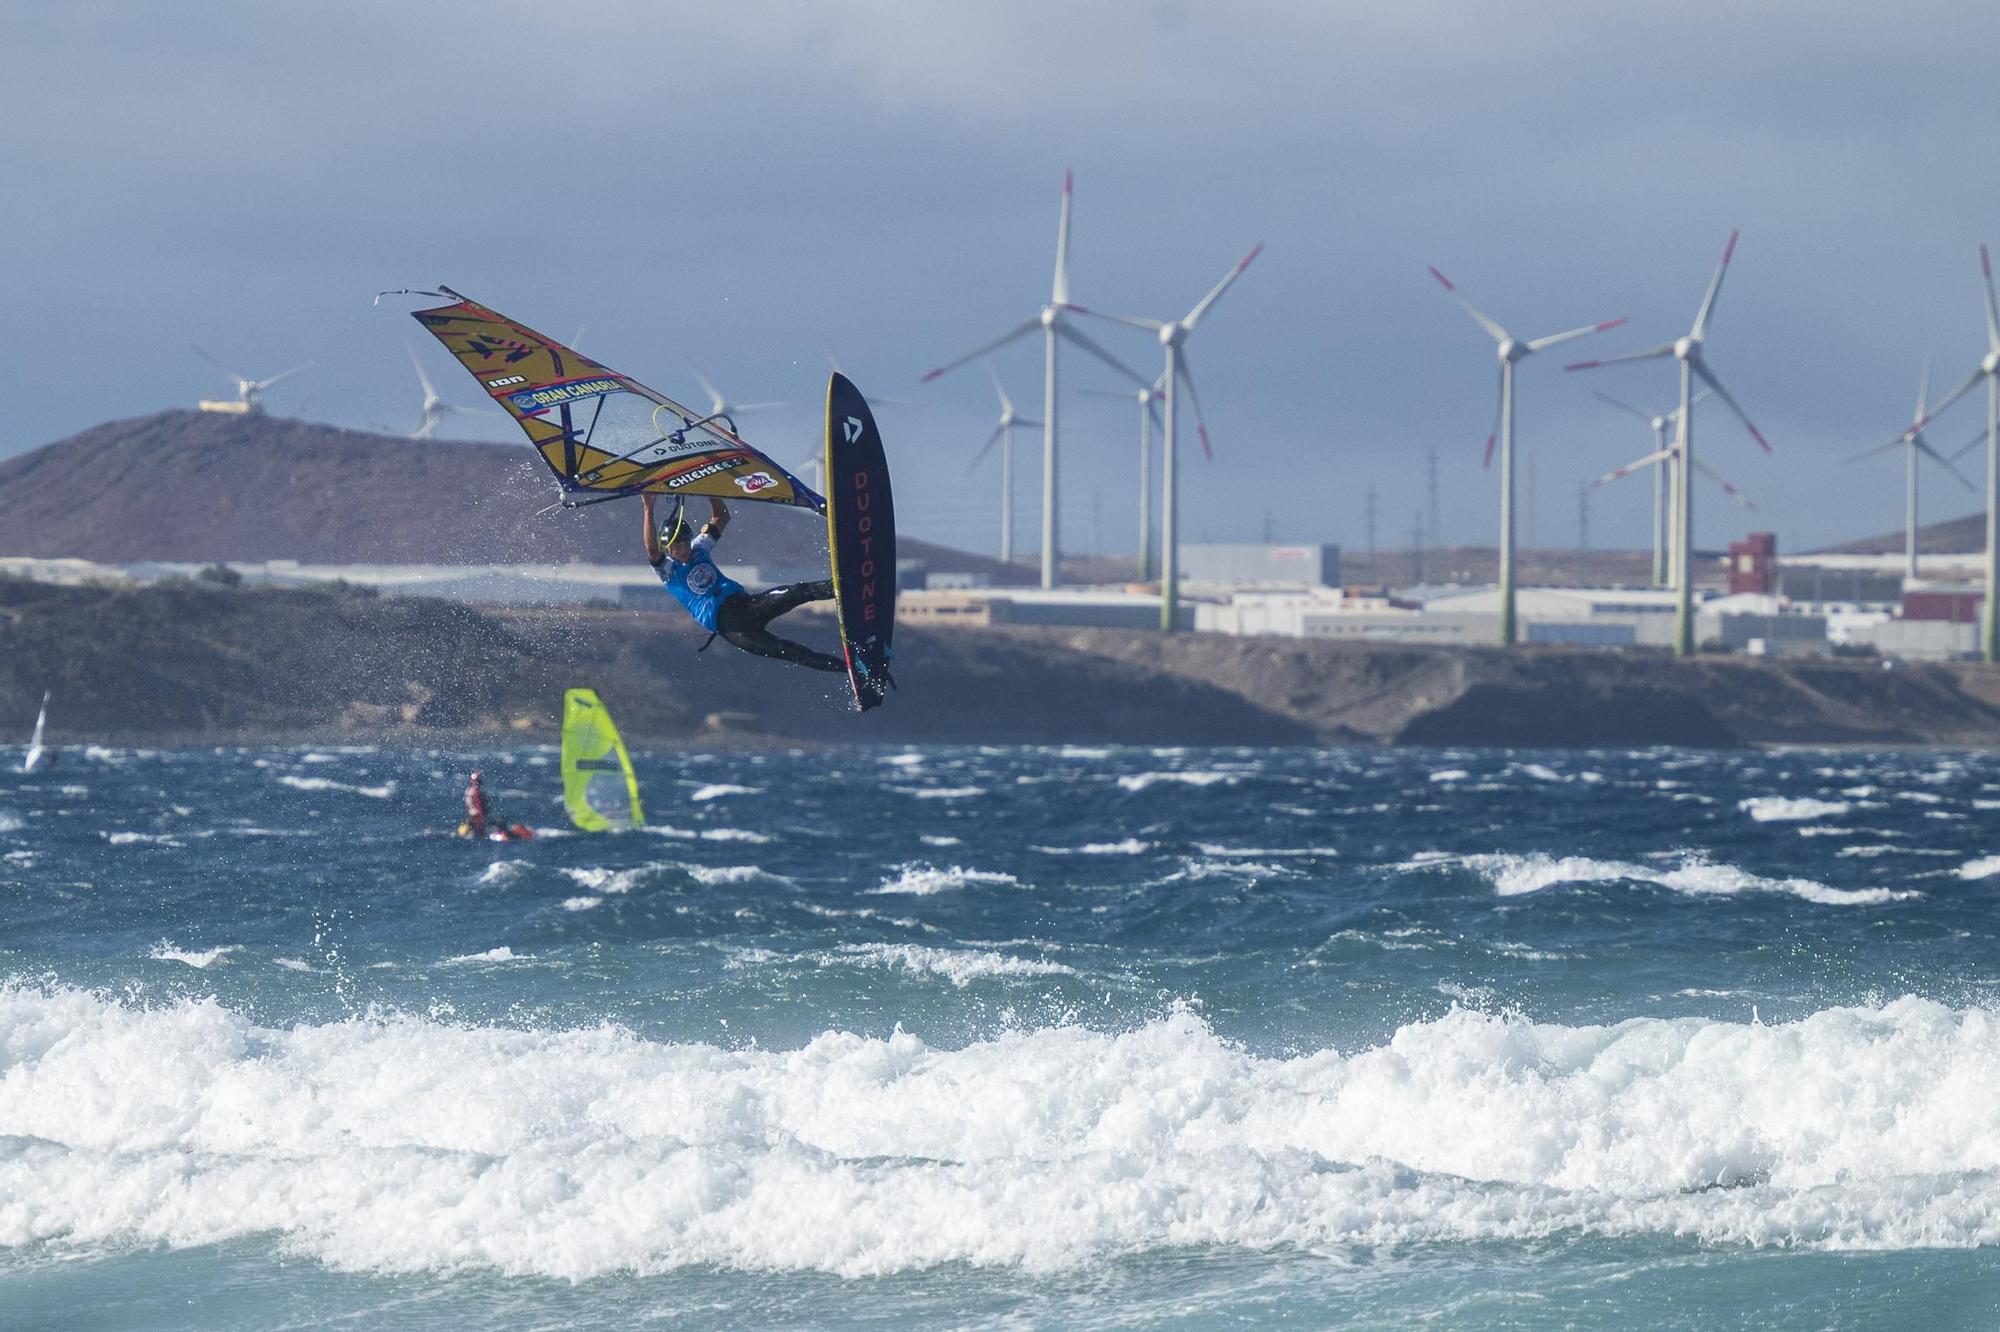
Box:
(1081, 374, 1165, 580)
(921, 170, 1150, 588)
(1591, 392, 1757, 581)
(1591, 388, 1710, 587)
(1066, 243, 1263, 630)
(192, 345, 313, 415)
(1427, 267, 1626, 645)
(1567, 231, 1770, 656)
(1845, 361, 1976, 584)
(964, 370, 1043, 564)
(1899, 244, 2000, 660)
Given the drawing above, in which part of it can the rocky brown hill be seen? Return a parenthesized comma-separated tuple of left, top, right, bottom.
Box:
(0, 410, 1020, 578)
(8, 578, 2000, 749)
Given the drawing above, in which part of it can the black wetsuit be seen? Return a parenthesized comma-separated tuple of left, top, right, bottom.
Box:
(716, 581, 845, 673)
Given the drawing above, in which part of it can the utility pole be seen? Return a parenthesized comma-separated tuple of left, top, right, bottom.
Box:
(1410, 512, 1426, 586)
(1365, 485, 1379, 558)
(1578, 481, 1590, 552)
(1091, 489, 1103, 561)
(1527, 451, 1539, 557)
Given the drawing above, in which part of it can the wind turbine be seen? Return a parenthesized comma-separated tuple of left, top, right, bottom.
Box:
(408, 344, 493, 440)
(965, 370, 1042, 564)
(690, 367, 785, 427)
(1845, 361, 1977, 584)
(1568, 230, 1770, 656)
(1066, 243, 1263, 630)
(1081, 374, 1165, 580)
(1591, 388, 1710, 587)
(1900, 244, 2000, 660)
(1427, 267, 1626, 644)
(191, 345, 313, 415)
(920, 170, 1150, 588)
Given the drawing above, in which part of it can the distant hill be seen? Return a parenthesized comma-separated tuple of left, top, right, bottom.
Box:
(1816, 510, 1985, 556)
(0, 410, 1021, 577)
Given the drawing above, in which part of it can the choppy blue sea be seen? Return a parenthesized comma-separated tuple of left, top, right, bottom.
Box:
(6, 743, 2000, 1328)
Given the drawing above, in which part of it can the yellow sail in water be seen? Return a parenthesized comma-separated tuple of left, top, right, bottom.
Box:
(561, 689, 643, 832)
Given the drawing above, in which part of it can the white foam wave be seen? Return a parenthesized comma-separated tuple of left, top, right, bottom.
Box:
(1740, 796, 1850, 823)
(440, 946, 526, 966)
(1455, 852, 1913, 906)
(276, 775, 397, 799)
(690, 784, 760, 802)
(1958, 856, 2000, 882)
(561, 896, 602, 912)
(828, 943, 1078, 987)
(700, 829, 773, 844)
(1035, 839, 1151, 856)
(919, 835, 961, 848)
(1429, 769, 1469, 783)
(14, 989, 2000, 1276)
(477, 860, 532, 886)
(902, 786, 985, 800)
(148, 942, 240, 969)
(1115, 771, 1236, 793)
(103, 831, 183, 847)
(0, 812, 22, 833)
(873, 864, 1020, 896)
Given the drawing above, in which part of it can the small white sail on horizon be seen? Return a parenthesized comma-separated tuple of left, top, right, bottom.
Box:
(21, 691, 50, 773)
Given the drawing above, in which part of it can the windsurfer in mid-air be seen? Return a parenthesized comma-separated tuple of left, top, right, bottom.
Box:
(643, 492, 847, 674)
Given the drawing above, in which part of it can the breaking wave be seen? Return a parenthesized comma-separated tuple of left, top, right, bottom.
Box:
(1452, 852, 1913, 906)
(10, 986, 2000, 1277)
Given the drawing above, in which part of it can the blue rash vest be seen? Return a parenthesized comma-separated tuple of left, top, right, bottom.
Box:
(656, 533, 744, 632)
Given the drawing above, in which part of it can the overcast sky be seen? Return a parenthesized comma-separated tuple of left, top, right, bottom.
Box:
(8, 1, 2000, 558)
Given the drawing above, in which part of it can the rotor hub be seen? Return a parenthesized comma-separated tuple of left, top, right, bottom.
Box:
(1040, 305, 1060, 329)
(1674, 336, 1697, 361)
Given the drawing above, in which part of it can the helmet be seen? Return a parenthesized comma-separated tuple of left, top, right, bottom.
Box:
(469, 770, 483, 782)
(660, 499, 690, 549)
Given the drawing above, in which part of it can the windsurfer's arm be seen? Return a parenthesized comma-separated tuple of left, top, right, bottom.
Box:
(703, 498, 730, 541)
(642, 493, 665, 567)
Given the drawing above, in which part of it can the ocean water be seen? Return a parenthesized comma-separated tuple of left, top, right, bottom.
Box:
(5, 743, 2000, 1328)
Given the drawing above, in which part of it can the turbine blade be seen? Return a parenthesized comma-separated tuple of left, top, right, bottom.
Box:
(1566, 341, 1677, 371)
(1052, 168, 1073, 306)
(1690, 229, 1740, 340)
(1841, 435, 1909, 465)
(1426, 266, 1509, 344)
(1182, 243, 1264, 330)
(1015, 417, 1044, 429)
(1949, 423, 1989, 463)
(571, 325, 587, 351)
(1062, 305, 1166, 334)
(989, 365, 1015, 416)
(1665, 387, 1715, 423)
(255, 362, 314, 391)
(731, 401, 788, 414)
(1175, 353, 1214, 460)
(1689, 360, 1771, 452)
(966, 422, 1008, 473)
(408, 344, 436, 399)
(1525, 317, 1627, 353)
(1692, 458, 1756, 509)
(1915, 357, 1932, 424)
(821, 341, 844, 373)
(1985, 243, 2000, 353)
(1916, 365, 1986, 438)
(919, 316, 1041, 383)
(690, 366, 726, 414)
(191, 343, 242, 385)
(1078, 388, 1139, 400)
(1915, 437, 1980, 492)
(1592, 447, 1674, 487)
(1592, 391, 1657, 424)
(1057, 323, 1151, 389)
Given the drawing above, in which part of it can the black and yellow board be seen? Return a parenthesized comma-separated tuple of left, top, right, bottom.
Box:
(823, 373, 896, 712)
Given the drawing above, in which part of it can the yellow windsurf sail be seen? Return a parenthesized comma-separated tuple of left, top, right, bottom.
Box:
(561, 688, 643, 831)
(390, 285, 821, 512)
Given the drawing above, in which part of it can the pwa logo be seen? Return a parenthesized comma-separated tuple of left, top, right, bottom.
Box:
(734, 471, 778, 494)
